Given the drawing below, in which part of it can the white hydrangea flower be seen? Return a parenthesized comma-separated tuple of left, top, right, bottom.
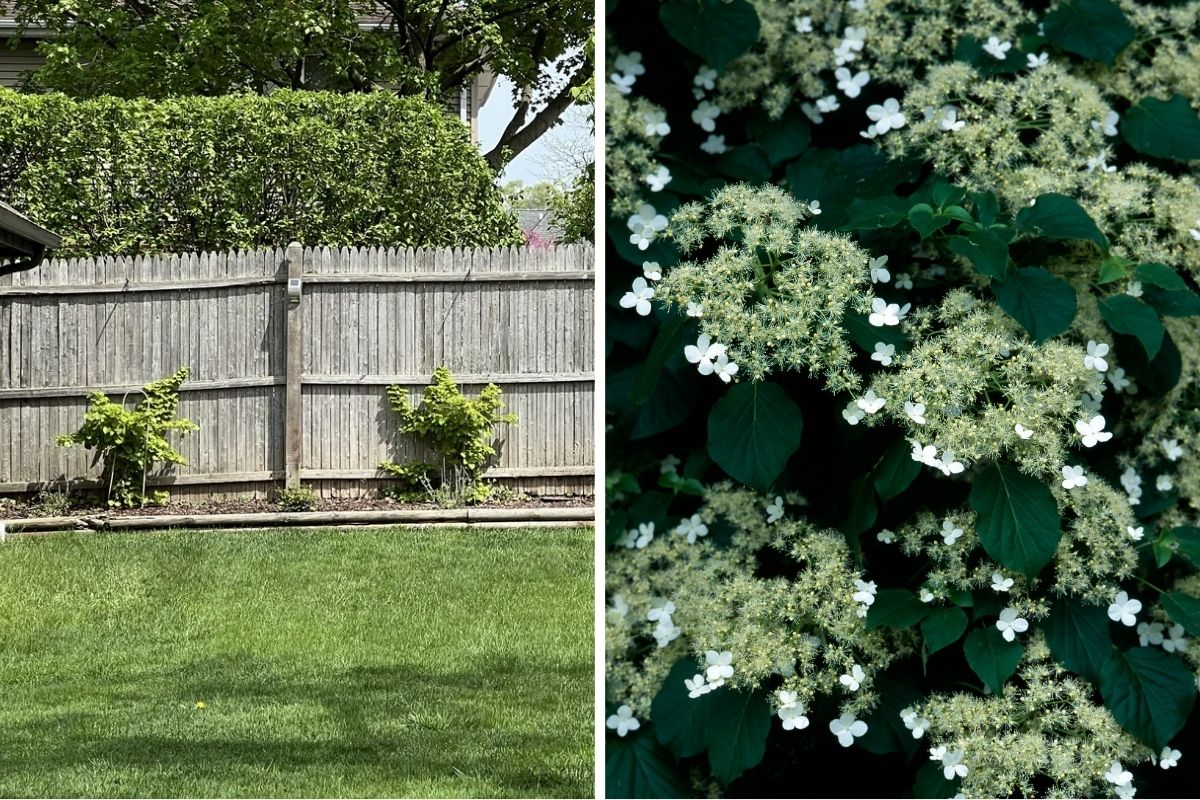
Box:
(653, 617, 682, 648)
(895, 272, 913, 289)
(607, 705, 640, 737)
(712, 354, 739, 383)
(835, 67, 870, 98)
(1084, 340, 1110, 372)
(853, 579, 877, 606)
(1161, 439, 1184, 461)
(843, 402, 866, 425)
(904, 401, 926, 424)
(900, 707, 930, 738)
(1162, 624, 1188, 654)
(1157, 474, 1174, 492)
(1126, 280, 1143, 298)
(877, 529, 896, 544)
(644, 164, 672, 192)
(700, 134, 727, 154)
(816, 95, 840, 114)
(614, 52, 645, 78)
(620, 277, 655, 316)
(932, 746, 969, 779)
(642, 109, 670, 137)
(621, 522, 654, 549)
(1104, 761, 1133, 787)
(692, 101, 721, 132)
(941, 519, 963, 545)
(686, 301, 704, 317)
(1026, 51, 1049, 69)
(685, 674, 711, 699)
(926, 104, 965, 132)
(1127, 526, 1144, 541)
(607, 593, 629, 622)
(642, 261, 662, 281)
(1121, 467, 1142, 494)
(807, 200, 822, 215)
(779, 703, 810, 731)
(1081, 391, 1103, 413)
(982, 36, 1012, 60)
(694, 66, 717, 91)
(1061, 465, 1088, 489)
(674, 514, 709, 543)
(801, 103, 825, 125)
(869, 255, 891, 283)
(793, 16, 813, 33)
(866, 98, 906, 133)
(1092, 110, 1120, 137)
(868, 297, 911, 326)
(871, 342, 896, 366)
(647, 598, 675, 623)
(1138, 621, 1164, 647)
(766, 496, 785, 524)
(705, 650, 734, 683)
(1108, 368, 1135, 393)
(919, 588, 935, 603)
(991, 572, 1014, 592)
(829, 713, 868, 747)
(610, 72, 635, 95)
(911, 441, 940, 467)
(627, 204, 668, 250)
(1190, 219, 1200, 240)
(995, 608, 1029, 642)
(1158, 746, 1181, 769)
(684, 334, 725, 374)
(938, 449, 964, 476)
(1075, 414, 1112, 448)
(839, 664, 866, 692)
(857, 389, 886, 414)
(1108, 591, 1142, 627)
(1014, 423, 1033, 440)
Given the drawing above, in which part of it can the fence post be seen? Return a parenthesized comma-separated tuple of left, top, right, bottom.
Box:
(284, 241, 303, 488)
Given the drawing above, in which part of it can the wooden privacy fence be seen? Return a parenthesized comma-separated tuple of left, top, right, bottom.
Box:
(0, 244, 595, 499)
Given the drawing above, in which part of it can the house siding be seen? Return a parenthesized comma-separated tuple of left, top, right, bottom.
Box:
(0, 40, 44, 89)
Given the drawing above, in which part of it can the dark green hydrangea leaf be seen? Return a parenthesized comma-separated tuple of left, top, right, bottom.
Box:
(873, 437, 922, 501)
(652, 659, 714, 758)
(716, 145, 772, 182)
(659, 0, 760, 72)
(990, 266, 1077, 342)
(866, 589, 930, 630)
(705, 688, 771, 785)
(840, 473, 878, 539)
(747, 109, 810, 165)
(1015, 193, 1108, 248)
(1098, 294, 1165, 359)
(969, 462, 1062, 578)
(1122, 95, 1200, 161)
(947, 228, 1010, 279)
(1044, 597, 1113, 682)
(1099, 647, 1196, 750)
(963, 627, 1023, 694)
(1042, 0, 1135, 65)
(913, 762, 960, 798)
(607, 728, 691, 799)
(707, 382, 803, 491)
(841, 196, 908, 231)
(858, 675, 923, 758)
(1116, 328, 1182, 396)
(922, 607, 969, 655)
(1160, 592, 1200, 637)
(1134, 262, 1188, 292)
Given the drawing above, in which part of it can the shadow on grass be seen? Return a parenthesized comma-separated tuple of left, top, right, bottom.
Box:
(0, 655, 592, 798)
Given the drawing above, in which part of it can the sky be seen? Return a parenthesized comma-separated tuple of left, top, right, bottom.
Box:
(477, 74, 593, 186)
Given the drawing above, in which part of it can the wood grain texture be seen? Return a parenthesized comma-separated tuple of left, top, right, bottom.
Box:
(0, 245, 595, 498)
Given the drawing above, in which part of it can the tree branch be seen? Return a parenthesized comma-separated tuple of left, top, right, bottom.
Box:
(483, 66, 586, 171)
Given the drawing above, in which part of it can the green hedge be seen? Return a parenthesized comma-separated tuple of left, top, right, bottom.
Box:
(0, 89, 521, 256)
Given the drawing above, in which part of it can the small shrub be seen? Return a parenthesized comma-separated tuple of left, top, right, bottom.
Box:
(30, 489, 73, 516)
(56, 368, 198, 508)
(275, 485, 318, 512)
(380, 367, 517, 505)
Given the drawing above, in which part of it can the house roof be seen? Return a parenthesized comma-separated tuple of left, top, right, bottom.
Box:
(516, 208, 565, 240)
(0, 200, 60, 270)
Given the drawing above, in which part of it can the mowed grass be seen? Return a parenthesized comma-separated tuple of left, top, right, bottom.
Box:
(0, 526, 593, 798)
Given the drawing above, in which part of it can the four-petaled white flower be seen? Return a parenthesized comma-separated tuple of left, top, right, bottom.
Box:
(866, 98, 906, 133)
(686, 301, 704, 317)
(627, 204, 668, 250)
(1126, 280, 1143, 298)
(1138, 621, 1164, 647)
(817, 95, 840, 114)
(1075, 414, 1113, 448)
(614, 52, 645, 77)
(871, 342, 896, 366)
(895, 272, 914, 289)
(643, 109, 670, 137)
(607, 705, 640, 737)
(843, 402, 866, 426)
(620, 277, 655, 316)
(900, 707, 929, 738)
(1061, 465, 1088, 490)
(675, 514, 709, 543)
(653, 617, 682, 648)
(869, 255, 891, 283)
(692, 101, 721, 132)
(982, 36, 1012, 60)
(931, 746, 969, 779)
(839, 664, 866, 692)
(647, 598, 675, 623)
(1108, 591, 1142, 627)
(869, 297, 911, 326)
(1127, 526, 1144, 541)
(829, 713, 868, 747)
(1081, 391, 1103, 413)
(694, 67, 717, 91)
(1158, 746, 1181, 769)
(905, 401, 926, 424)
(1093, 110, 1119, 137)
(808, 200, 822, 215)
(610, 73, 635, 95)
(992, 572, 1014, 592)
(857, 389, 886, 414)
(643, 262, 662, 281)
(995, 608, 1029, 642)
(624, 522, 654, 549)
(919, 588, 935, 603)
(712, 354, 739, 383)
(835, 67, 870, 98)
(700, 134, 727, 154)
(1109, 368, 1135, 393)
(801, 103, 825, 125)
(705, 650, 734, 683)
(853, 579, 877, 606)
(911, 442, 940, 467)
(778, 701, 809, 730)
(793, 16, 813, 33)
(1086, 153, 1116, 174)
(1162, 439, 1183, 461)
(685, 334, 725, 373)
(877, 529, 896, 544)
(1084, 340, 1110, 372)
(1157, 474, 1174, 492)
(1027, 51, 1049, 69)
(1015, 424, 1033, 440)
(938, 450, 965, 476)
(644, 165, 672, 192)
(1105, 761, 1133, 787)
(685, 674, 711, 699)
(927, 105, 965, 132)
(1163, 623, 1188, 654)
(766, 496, 785, 524)
(941, 519, 964, 545)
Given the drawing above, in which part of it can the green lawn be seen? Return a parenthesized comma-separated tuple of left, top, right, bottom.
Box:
(0, 527, 594, 798)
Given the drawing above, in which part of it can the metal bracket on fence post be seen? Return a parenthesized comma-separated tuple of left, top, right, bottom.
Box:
(284, 241, 303, 489)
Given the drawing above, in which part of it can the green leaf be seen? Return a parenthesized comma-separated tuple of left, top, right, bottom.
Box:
(971, 191, 1000, 226)
(706, 688, 771, 784)
(866, 589, 930, 630)
(1098, 256, 1131, 284)
(843, 309, 909, 353)
(631, 367, 691, 440)
(1135, 264, 1200, 318)
(947, 229, 1010, 279)
(707, 382, 803, 491)
(716, 145, 772, 182)
(840, 196, 908, 231)
(922, 607, 969, 655)
(969, 462, 1063, 578)
(963, 627, 1024, 694)
(873, 437, 922, 501)
(630, 316, 688, 406)
(933, 183, 967, 208)
(858, 675, 923, 758)
(1098, 295, 1165, 359)
(1122, 94, 1200, 162)
(908, 203, 950, 239)
(1015, 193, 1107, 248)
(746, 110, 810, 165)
(607, 729, 691, 799)
(913, 762, 960, 799)
(1042, 0, 1135, 65)
(1160, 592, 1200, 637)
(990, 266, 1078, 342)
(1116, 329, 1181, 396)
(1099, 648, 1197, 750)
(658, 0, 760, 72)
(1044, 597, 1114, 682)
(1134, 262, 1188, 292)
(840, 474, 878, 539)
(652, 659, 714, 758)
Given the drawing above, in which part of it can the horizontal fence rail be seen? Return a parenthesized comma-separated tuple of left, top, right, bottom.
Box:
(0, 244, 595, 499)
